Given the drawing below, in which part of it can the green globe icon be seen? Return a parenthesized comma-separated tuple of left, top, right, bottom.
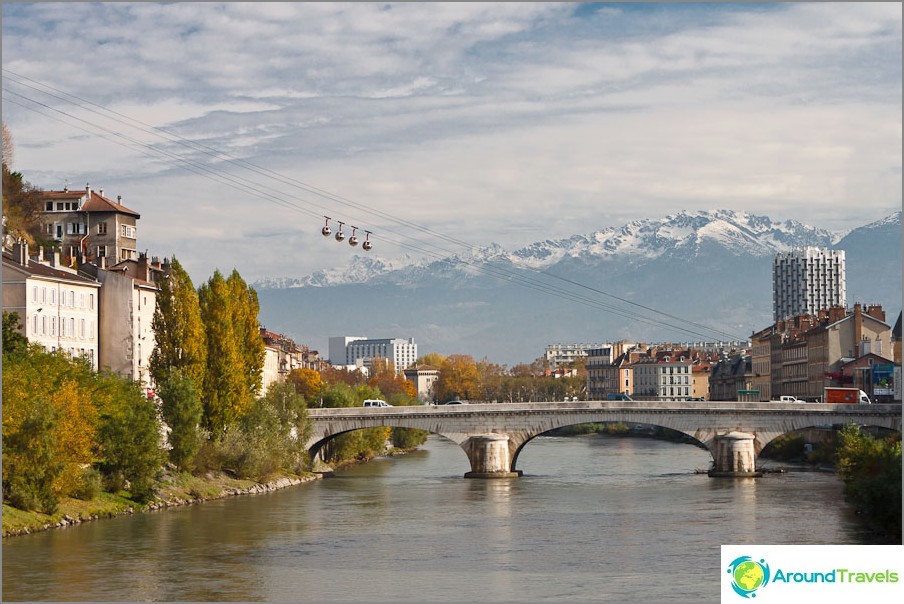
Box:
(733, 560, 765, 592)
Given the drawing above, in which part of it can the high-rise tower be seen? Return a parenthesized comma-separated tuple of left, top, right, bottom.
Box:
(772, 247, 846, 322)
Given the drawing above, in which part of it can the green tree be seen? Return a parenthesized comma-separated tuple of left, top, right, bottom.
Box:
(835, 425, 902, 541)
(227, 269, 264, 398)
(198, 270, 247, 433)
(158, 369, 204, 470)
(149, 257, 207, 389)
(2, 310, 29, 358)
(95, 376, 165, 502)
(1, 396, 61, 513)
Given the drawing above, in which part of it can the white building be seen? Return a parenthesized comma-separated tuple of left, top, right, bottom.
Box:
(632, 355, 695, 401)
(773, 247, 846, 322)
(2, 241, 101, 369)
(332, 336, 418, 375)
(329, 336, 366, 365)
(545, 342, 607, 369)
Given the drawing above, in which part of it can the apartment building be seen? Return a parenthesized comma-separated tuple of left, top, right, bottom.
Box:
(90, 255, 163, 394)
(40, 185, 140, 264)
(773, 247, 845, 322)
(632, 352, 695, 401)
(544, 342, 607, 369)
(2, 241, 101, 369)
(709, 354, 755, 401)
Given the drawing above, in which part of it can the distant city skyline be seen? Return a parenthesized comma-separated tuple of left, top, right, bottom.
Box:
(2, 2, 901, 284)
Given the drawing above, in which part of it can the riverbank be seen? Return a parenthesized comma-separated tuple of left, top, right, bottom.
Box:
(2, 469, 322, 538)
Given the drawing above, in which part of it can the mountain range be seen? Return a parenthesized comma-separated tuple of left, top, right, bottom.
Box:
(254, 209, 902, 366)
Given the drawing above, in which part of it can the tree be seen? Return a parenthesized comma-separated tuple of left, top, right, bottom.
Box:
(158, 369, 204, 470)
(227, 269, 264, 398)
(434, 354, 481, 402)
(417, 352, 446, 367)
(3, 121, 14, 168)
(367, 356, 417, 399)
(288, 367, 323, 403)
(198, 270, 247, 433)
(95, 375, 165, 501)
(149, 257, 207, 390)
(2, 164, 45, 247)
(1, 395, 61, 513)
(3, 310, 29, 358)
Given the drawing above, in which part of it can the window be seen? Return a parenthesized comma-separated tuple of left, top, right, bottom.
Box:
(80, 319, 86, 338)
(51, 317, 57, 336)
(32, 286, 38, 302)
(33, 314, 38, 334)
(55, 224, 63, 238)
(69, 291, 75, 307)
(97, 222, 107, 235)
(89, 294, 94, 310)
(121, 224, 136, 238)
(97, 245, 107, 258)
(69, 317, 75, 336)
(66, 222, 86, 235)
(56, 202, 64, 211)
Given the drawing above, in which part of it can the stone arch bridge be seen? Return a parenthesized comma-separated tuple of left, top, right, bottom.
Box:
(306, 401, 901, 478)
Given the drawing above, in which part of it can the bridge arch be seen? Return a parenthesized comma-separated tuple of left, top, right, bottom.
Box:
(305, 403, 901, 478)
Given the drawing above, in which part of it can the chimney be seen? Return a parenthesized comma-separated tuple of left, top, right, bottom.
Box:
(86, 183, 91, 196)
(12, 239, 28, 265)
(854, 304, 863, 358)
(117, 195, 122, 203)
(138, 253, 149, 281)
(865, 304, 885, 322)
(99, 188, 104, 198)
(50, 248, 60, 268)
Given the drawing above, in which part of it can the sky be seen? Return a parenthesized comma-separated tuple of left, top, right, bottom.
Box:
(1, 2, 901, 286)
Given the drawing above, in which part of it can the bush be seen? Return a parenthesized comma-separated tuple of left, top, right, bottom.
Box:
(71, 467, 103, 501)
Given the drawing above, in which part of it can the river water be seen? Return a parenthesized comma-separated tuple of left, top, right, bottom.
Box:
(2, 434, 868, 602)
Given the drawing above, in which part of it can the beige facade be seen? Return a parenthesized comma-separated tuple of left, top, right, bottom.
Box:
(749, 327, 773, 401)
(2, 241, 101, 369)
(404, 364, 440, 402)
(89, 256, 161, 394)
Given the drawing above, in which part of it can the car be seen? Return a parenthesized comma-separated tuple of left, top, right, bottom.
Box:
(442, 400, 466, 405)
(362, 399, 392, 408)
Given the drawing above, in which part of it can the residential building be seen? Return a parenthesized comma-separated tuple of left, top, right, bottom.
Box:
(632, 351, 695, 401)
(260, 328, 322, 393)
(709, 354, 755, 401)
(544, 342, 607, 369)
(749, 326, 774, 401)
(84, 254, 164, 395)
(2, 240, 101, 369)
(404, 364, 440, 402)
(39, 184, 141, 264)
(691, 364, 711, 400)
(772, 247, 845, 322)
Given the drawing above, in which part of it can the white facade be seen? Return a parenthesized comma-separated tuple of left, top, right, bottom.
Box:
(632, 358, 694, 401)
(329, 336, 365, 365)
(773, 247, 846, 322)
(339, 336, 418, 375)
(545, 342, 607, 369)
(2, 243, 101, 369)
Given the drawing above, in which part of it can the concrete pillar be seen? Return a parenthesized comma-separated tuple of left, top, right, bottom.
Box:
(463, 434, 522, 479)
(708, 431, 762, 478)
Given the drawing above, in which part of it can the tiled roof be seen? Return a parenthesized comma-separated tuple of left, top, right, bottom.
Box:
(80, 191, 140, 217)
(2, 251, 100, 285)
(42, 189, 140, 217)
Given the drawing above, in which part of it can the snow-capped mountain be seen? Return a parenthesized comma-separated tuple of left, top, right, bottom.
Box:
(254, 210, 901, 366)
(254, 210, 847, 289)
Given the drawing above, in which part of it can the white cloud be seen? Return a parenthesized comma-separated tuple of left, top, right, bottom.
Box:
(2, 1, 900, 283)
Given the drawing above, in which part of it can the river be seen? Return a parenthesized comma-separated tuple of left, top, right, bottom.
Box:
(2, 434, 868, 602)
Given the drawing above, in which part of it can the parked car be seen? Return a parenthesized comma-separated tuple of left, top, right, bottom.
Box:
(362, 399, 392, 408)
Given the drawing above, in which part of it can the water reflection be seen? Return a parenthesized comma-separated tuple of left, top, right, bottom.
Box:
(3, 434, 864, 602)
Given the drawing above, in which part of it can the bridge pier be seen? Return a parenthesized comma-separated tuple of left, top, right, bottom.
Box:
(462, 434, 522, 479)
(708, 431, 762, 478)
